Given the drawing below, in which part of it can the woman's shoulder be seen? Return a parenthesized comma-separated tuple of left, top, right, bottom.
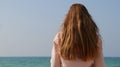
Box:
(53, 31, 62, 40)
(53, 31, 62, 44)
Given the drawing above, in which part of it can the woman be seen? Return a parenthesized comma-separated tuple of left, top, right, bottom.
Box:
(51, 3, 105, 67)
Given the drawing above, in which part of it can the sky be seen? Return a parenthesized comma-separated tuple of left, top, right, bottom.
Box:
(0, 0, 120, 57)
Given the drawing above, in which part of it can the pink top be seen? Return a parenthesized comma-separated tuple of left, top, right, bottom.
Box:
(50, 33, 105, 67)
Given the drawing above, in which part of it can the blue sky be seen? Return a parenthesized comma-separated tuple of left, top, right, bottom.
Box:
(0, 0, 120, 57)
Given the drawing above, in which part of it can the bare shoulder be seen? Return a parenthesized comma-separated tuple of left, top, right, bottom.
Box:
(53, 31, 62, 44)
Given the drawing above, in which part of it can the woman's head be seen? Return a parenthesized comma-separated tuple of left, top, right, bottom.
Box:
(59, 3, 100, 61)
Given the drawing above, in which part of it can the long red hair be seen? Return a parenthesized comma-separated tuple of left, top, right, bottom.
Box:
(59, 3, 100, 61)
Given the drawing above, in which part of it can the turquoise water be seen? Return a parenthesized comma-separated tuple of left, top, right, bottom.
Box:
(0, 57, 50, 67)
(105, 57, 120, 67)
(0, 57, 119, 67)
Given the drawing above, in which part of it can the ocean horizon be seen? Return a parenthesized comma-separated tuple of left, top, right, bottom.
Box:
(0, 57, 119, 67)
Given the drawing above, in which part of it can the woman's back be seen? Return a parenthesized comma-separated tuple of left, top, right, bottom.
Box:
(51, 33, 105, 67)
(50, 3, 105, 67)
(60, 56, 93, 67)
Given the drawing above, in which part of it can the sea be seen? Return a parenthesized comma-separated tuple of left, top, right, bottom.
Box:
(0, 57, 119, 67)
